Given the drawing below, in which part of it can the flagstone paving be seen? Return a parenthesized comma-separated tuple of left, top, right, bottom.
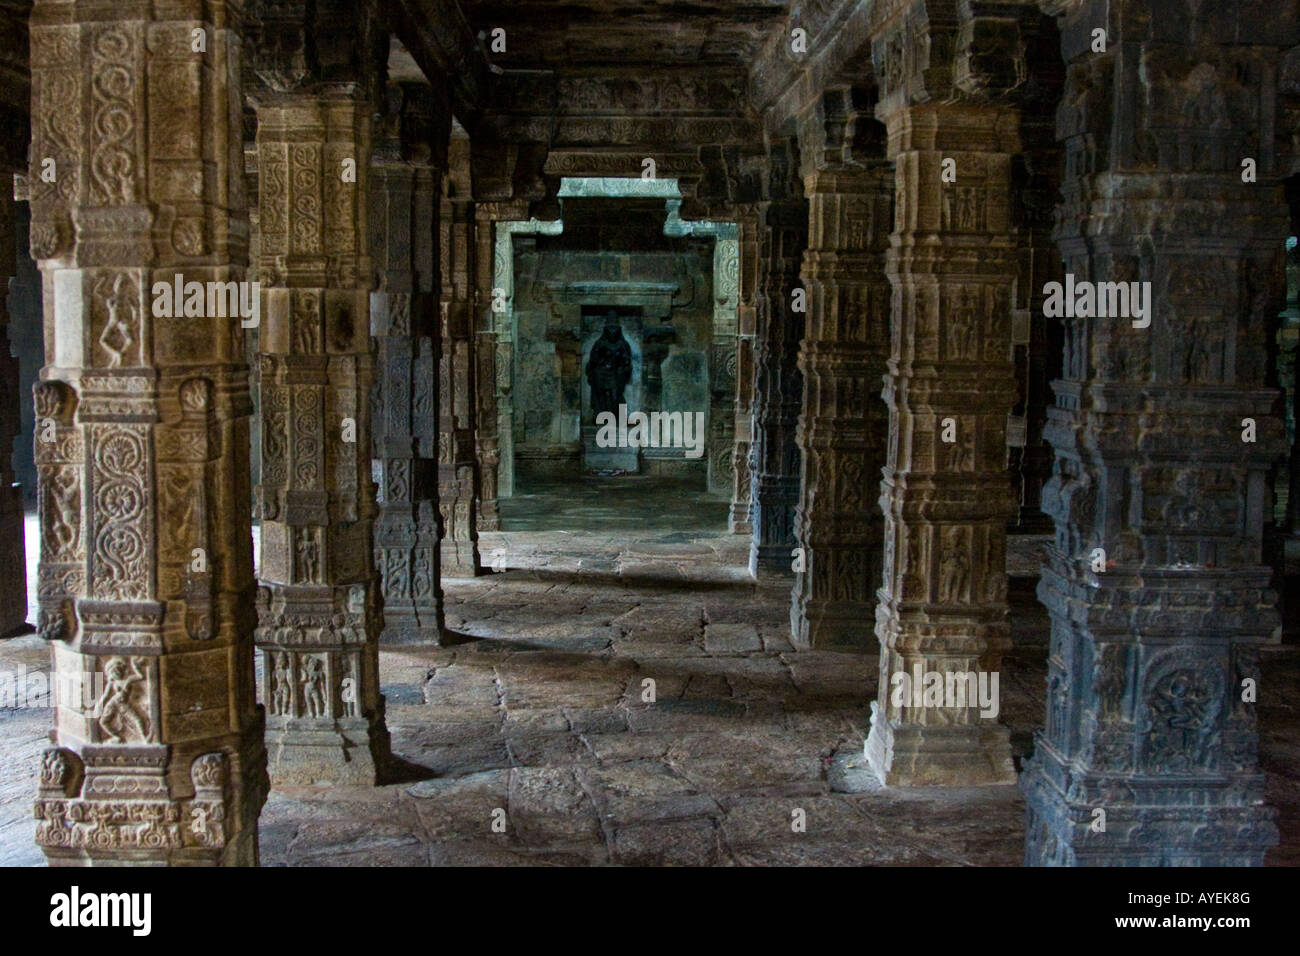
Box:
(2, 489, 1297, 866)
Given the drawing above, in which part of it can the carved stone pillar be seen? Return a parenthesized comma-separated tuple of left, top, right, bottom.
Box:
(369, 86, 446, 642)
(790, 166, 893, 650)
(1021, 0, 1290, 865)
(729, 207, 760, 534)
(471, 204, 508, 530)
(471, 198, 532, 529)
(864, 53, 1024, 782)
(750, 155, 808, 573)
(252, 87, 391, 782)
(708, 232, 740, 498)
(438, 161, 481, 575)
(0, 191, 25, 636)
(27, 1, 266, 864)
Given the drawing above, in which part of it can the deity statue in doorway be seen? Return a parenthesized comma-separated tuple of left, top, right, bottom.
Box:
(585, 319, 632, 419)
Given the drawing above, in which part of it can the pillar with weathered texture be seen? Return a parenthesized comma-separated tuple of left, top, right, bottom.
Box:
(709, 229, 740, 499)
(28, 0, 267, 864)
(790, 155, 893, 650)
(729, 206, 760, 534)
(750, 141, 808, 574)
(438, 144, 482, 575)
(249, 0, 391, 782)
(0, 191, 26, 636)
(1021, 0, 1291, 865)
(369, 84, 446, 642)
(472, 202, 521, 531)
(864, 8, 1027, 785)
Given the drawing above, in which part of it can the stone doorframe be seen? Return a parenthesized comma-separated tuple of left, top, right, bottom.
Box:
(485, 176, 753, 523)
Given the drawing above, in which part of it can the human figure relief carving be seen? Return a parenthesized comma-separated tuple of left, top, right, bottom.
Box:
(947, 288, 978, 359)
(341, 657, 358, 718)
(1094, 644, 1127, 719)
(957, 187, 980, 231)
(45, 468, 81, 559)
(97, 274, 137, 369)
(271, 651, 294, 716)
(292, 294, 319, 354)
(943, 422, 975, 472)
(40, 748, 72, 789)
(1048, 671, 1067, 741)
(1145, 670, 1222, 774)
(939, 526, 972, 603)
(94, 657, 150, 743)
(294, 527, 322, 584)
(411, 548, 432, 600)
(300, 656, 327, 719)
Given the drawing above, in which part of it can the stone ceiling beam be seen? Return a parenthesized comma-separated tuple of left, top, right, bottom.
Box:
(749, 0, 877, 139)
(383, 0, 487, 126)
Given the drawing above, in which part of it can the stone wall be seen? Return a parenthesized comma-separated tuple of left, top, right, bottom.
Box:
(511, 242, 716, 485)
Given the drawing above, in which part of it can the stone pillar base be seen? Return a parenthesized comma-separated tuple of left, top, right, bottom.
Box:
(477, 503, 501, 532)
(266, 709, 390, 786)
(864, 701, 1016, 787)
(729, 503, 752, 536)
(1021, 747, 1277, 866)
(791, 597, 876, 651)
(750, 474, 798, 575)
(379, 620, 444, 646)
(36, 732, 267, 867)
(375, 513, 444, 645)
(441, 540, 482, 578)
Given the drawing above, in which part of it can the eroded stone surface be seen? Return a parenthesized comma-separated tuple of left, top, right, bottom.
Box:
(222, 531, 1300, 866)
(370, 83, 448, 644)
(4, 529, 1300, 865)
(1021, 0, 1294, 867)
(251, 2, 392, 786)
(23, 1, 267, 865)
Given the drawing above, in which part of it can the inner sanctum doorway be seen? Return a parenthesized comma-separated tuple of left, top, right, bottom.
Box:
(495, 178, 744, 536)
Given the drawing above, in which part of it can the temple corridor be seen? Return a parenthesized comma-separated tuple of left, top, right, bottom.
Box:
(0, 0, 1299, 872)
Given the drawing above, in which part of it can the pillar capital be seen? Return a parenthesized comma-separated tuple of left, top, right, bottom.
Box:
(879, 103, 1021, 156)
(374, 81, 452, 172)
(245, 0, 387, 108)
(869, 0, 1050, 114)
